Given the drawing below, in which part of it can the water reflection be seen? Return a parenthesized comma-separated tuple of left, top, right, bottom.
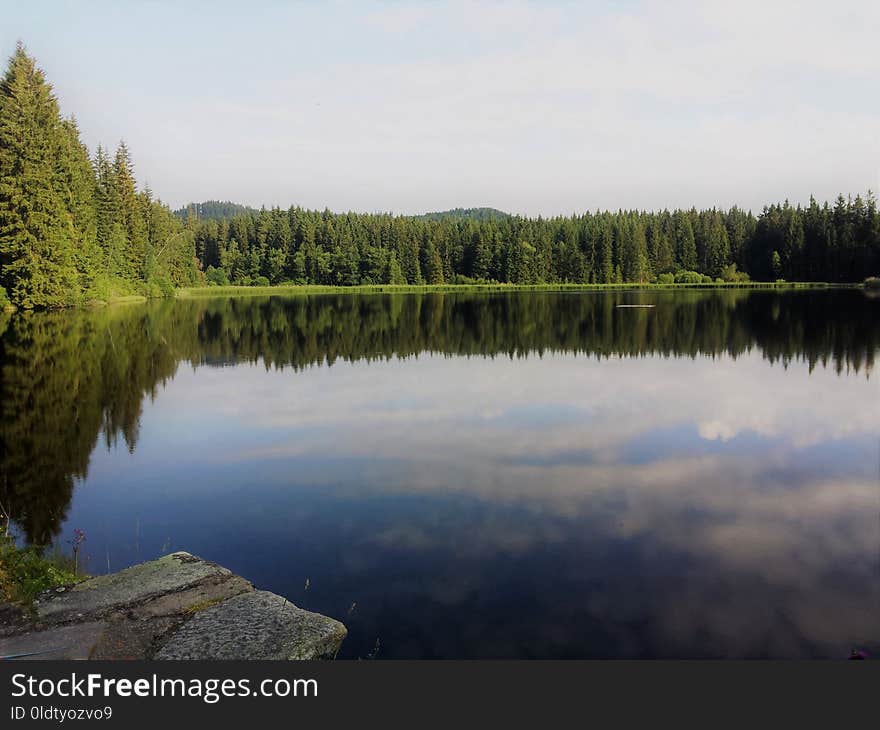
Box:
(1, 290, 878, 658)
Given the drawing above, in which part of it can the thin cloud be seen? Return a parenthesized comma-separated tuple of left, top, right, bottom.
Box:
(5, 0, 877, 212)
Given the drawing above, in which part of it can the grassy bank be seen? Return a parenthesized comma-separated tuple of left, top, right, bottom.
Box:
(0, 535, 80, 609)
(0, 280, 866, 313)
(176, 280, 856, 299)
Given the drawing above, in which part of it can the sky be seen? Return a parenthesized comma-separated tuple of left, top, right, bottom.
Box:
(2, 0, 878, 215)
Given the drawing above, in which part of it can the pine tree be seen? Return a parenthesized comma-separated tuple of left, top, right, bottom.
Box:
(94, 145, 121, 275)
(56, 117, 98, 286)
(599, 222, 614, 283)
(674, 212, 697, 271)
(113, 141, 147, 279)
(703, 211, 731, 278)
(0, 43, 78, 307)
(648, 218, 674, 274)
(424, 241, 444, 284)
(622, 220, 650, 282)
(384, 250, 406, 284)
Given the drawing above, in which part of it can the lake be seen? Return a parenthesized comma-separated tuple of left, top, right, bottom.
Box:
(1, 288, 878, 658)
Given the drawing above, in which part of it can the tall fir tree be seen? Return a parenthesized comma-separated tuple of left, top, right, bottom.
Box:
(56, 117, 98, 285)
(113, 141, 147, 279)
(0, 43, 78, 307)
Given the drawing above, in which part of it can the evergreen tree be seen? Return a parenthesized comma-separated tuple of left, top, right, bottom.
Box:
(113, 141, 147, 279)
(56, 117, 98, 285)
(93, 145, 122, 276)
(673, 211, 698, 271)
(599, 222, 614, 283)
(703, 210, 731, 278)
(0, 44, 78, 308)
(623, 220, 650, 282)
(385, 250, 406, 284)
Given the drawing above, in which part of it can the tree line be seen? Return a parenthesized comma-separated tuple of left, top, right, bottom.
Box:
(0, 44, 198, 309)
(1, 43, 879, 310)
(192, 195, 879, 289)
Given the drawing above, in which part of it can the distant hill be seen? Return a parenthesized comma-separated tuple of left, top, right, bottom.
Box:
(174, 202, 513, 223)
(414, 207, 511, 222)
(173, 200, 259, 221)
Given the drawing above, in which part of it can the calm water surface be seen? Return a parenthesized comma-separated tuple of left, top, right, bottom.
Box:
(1, 289, 878, 658)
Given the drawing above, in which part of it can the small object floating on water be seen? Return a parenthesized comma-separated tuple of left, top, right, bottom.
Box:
(616, 304, 656, 308)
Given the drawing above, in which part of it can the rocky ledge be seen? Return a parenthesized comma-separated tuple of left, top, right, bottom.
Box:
(0, 552, 346, 660)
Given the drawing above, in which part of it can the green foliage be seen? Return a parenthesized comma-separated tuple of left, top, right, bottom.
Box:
(415, 207, 510, 222)
(141, 275, 175, 299)
(770, 250, 782, 278)
(451, 274, 495, 285)
(253, 275, 270, 287)
(0, 284, 9, 308)
(0, 45, 198, 309)
(182, 198, 874, 291)
(674, 270, 704, 284)
(385, 252, 406, 285)
(1, 44, 878, 307)
(0, 534, 78, 606)
(720, 263, 750, 283)
(0, 43, 78, 308)
(174, 200, 258, 221)
(82, 273, 140, 303)
(205, 265, 230, 286)
(655, 272, 675, 285)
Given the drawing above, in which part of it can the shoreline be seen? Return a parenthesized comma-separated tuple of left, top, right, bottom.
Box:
(0, 281, 866, 314)
(177, 280, 860, 299)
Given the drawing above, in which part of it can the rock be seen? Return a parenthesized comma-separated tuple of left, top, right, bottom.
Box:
(36, 552, 250, 623)
(155, 591, 347, 660)
(0, 621, 108, 660)
(2, 553, 346, 660)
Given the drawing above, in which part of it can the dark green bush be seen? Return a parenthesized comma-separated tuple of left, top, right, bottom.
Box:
(673, 270, 703, 284)
(205, 266, 230, 286)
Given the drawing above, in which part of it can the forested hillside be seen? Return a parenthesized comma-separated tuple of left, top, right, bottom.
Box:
(0, 44, 198, 309)
(192, 196, 880, 288)
(1, 43, 878, 309)
(415, 207, 511, 222)
(174, 200, 258, 222)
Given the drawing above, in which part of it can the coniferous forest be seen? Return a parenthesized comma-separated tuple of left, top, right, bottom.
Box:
(1, 43, 879, 310)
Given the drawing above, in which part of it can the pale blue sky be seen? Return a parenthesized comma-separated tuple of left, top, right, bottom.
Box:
(2, 0, 878, 214)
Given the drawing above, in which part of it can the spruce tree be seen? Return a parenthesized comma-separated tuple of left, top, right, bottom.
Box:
(94, 145, 121, 275)
(704, 211, 731, 278)
(625, 220, 650, 282)
(385, 251, 405, 284)
(113, 141, 147, 279)
(674, 212, 698, 271)
(56, 117, 98, 286)
(0, 43, 78, 307)
(599, 222, 614, 283)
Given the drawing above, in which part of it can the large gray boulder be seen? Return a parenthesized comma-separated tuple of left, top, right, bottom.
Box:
(156, 591, 347, 660)
(35, 552, 251, 624)
(0, 552, 346, 660)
